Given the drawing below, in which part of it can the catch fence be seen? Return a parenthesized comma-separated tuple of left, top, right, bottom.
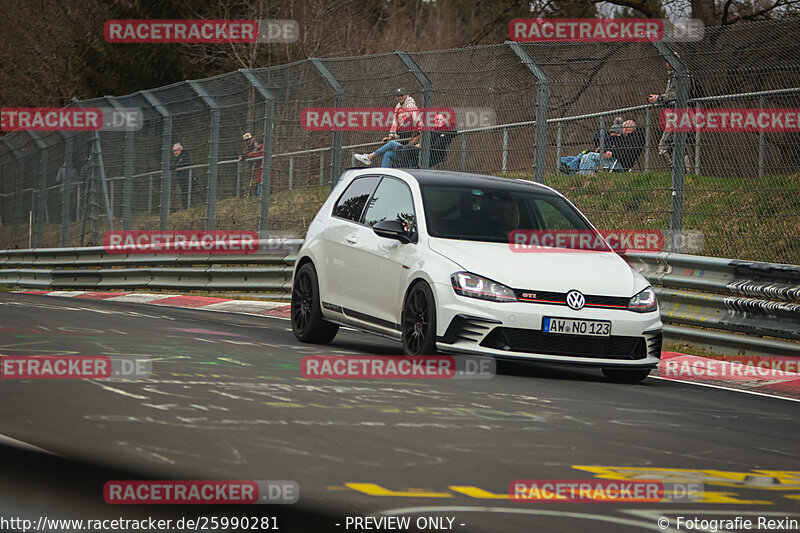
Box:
(1, 18, 799, 262)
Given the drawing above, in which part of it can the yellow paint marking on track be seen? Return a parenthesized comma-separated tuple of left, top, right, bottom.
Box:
(448, 486, 510, 499)
(344, 483, 453, 498)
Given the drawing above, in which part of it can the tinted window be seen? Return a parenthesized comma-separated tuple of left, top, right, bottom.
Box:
(421, 184, 590, 243)
(332, 176, 380, 222)
(363, 177, 416, 238)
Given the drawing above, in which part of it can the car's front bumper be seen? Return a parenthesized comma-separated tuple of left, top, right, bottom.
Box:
(433, 282, 662, 367)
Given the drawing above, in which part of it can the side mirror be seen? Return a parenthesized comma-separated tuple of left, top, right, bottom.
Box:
(373, 220, 412, 244)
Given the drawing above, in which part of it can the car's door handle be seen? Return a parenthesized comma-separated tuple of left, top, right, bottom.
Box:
(345, 236, 357, 245)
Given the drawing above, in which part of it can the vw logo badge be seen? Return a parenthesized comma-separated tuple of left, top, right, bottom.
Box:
(566, 290, 585, 310)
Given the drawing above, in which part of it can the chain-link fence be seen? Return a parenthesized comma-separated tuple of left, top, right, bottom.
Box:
(1, 19, 799, 263)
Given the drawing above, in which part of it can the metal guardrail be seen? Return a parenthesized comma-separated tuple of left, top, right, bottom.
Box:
(1, 244, 798, 356)
(0, 239, 302, 298)
(626, 252, 800, 357)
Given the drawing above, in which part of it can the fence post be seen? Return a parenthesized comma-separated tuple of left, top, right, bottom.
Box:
(758, 95, 765, 178)
(240, 69, 276, 235)
(653, 42, 689, 252)
(289, 155, 294, 189)
(27, 132, 47, 248)
(59, 134, 74, 246)
(598, 116, 606, 152)
(310, 58, 345, 188)
(141, 90, 173, 231)
(694, 102, 701, 176)
(105, 96, 134, 231)
(188, 80, 221, 231)
(644, 106, 652, 171)
(91, 130, 114, 232)
(396, 51, 434, 169)
(4, 138, 24, 247)
(507, 42, 549, 184)
(319, 152, 324, 185)
(555, 122, 563, 171)
(502, 128, 508, 172)
(460, 135, 467, 171)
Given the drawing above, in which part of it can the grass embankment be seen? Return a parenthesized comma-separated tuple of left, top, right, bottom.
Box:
(2, 172, 798, 263)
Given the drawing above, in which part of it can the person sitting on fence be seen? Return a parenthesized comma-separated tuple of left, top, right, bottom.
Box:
(355, 131, 421, 168)
(391, 113, 458, 169)
(559, 149, 615, 175)
(610, 119, 646, 171)
(384, 87, 421, 142)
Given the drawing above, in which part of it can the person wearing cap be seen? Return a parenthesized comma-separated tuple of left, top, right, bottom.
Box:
(239, 133, 264, 196)
(385, 88, 421, 142)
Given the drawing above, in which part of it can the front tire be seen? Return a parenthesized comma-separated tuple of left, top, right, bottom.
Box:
(402, 281, 437, 356)
(291, 262, 338, 344)
(602, 367, 651, 383)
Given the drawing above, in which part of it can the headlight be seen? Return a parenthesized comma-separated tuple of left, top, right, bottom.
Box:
(451, 272, 517, 302)
(628, 287, 658, 313)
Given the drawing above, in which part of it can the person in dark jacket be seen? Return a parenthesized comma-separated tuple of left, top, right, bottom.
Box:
(611, 120, 646, 171)
(171, 143, 191, 209)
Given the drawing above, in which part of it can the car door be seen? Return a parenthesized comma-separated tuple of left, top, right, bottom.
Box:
(339, 176, 418, 330)
(319, 175, 381, 310)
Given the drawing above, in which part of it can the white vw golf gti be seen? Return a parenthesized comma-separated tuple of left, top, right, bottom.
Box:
(291, 169, 662, 382)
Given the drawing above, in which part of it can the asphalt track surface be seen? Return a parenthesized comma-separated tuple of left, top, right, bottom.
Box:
(1, 292, 799, 533)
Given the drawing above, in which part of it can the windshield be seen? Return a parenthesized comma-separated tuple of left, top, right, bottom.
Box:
(421, 184, 593, 243)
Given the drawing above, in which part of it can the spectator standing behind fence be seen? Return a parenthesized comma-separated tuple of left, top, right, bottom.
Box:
(648, 54, 693, 173)
(171, 143, 191, 210)
(239, 133, 264, 196)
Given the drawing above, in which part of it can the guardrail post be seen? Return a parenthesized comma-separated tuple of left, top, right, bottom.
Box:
(310, 58, 345, 188)
(28, 132, 47, 248)
(396, 51, 434, 169)
(105, 96, 134, 231)
(240, 69, 276, 235)
(188, 80, 221, 231)
(141, 90, 173, 231)
(758, 95, 765, 178)
(653, 42, 689, 252)
(3, 138, 24, 246)
(507, 42, 549, 184)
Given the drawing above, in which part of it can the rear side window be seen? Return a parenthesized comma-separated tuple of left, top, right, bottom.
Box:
(332, 176, 380, 222)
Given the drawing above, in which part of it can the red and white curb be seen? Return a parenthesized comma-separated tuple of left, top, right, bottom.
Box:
(16, 290, 291, 318)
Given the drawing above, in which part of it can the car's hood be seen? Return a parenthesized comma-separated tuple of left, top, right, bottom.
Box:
(427, 238, 644, 296)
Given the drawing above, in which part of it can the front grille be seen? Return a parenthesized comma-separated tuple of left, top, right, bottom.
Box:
(514, 289, 629, 309)
(481, 327, 647, 360)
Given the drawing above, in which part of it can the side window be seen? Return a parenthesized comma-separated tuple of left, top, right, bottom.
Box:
(533, 198, 577, 230)
(362, 177, 416, 237)
(332, 176, 380, 222)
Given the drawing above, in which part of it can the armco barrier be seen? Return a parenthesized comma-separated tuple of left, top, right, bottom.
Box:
(1, 243, 798, 356)
(626, 252, 800, 357)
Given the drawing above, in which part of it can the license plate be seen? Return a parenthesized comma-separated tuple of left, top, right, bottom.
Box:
(542, 317, 611, 336)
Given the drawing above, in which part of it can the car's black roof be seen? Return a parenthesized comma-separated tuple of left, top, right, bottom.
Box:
(399, 169, 558, 195)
